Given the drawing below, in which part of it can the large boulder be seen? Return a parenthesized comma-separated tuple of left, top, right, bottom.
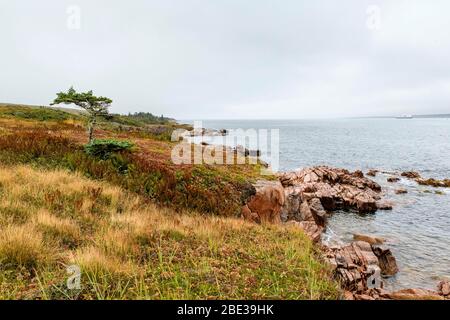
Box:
(242, 180, 285, 224)
(325, 241, 382, 292)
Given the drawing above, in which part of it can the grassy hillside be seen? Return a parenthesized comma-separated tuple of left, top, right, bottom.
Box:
(0, 103, 340, 299)
(0, 104, 269, 217)
(0, 165, 339, 299)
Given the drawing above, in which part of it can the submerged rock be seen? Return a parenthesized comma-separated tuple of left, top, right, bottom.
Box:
(383, 288, 444, 300)
(395, 188, 408, 194)
(376, 200, 393, 210)
(387, 177, 400, 183)
(401, 171, 421, 179)
(366, 169, 378, 177)
(416, 177, 450, 188)
(353, 233, 385, 245)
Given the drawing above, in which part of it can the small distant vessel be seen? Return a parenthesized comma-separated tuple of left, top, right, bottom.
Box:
(396, 114, 413, 119)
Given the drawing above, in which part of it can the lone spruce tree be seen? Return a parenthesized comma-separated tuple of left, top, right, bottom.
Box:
(51, 87, 112, 143)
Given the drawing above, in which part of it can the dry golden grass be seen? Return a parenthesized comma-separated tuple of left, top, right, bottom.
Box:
(0, 165, 340, 299)
(0, 224, 52, 270)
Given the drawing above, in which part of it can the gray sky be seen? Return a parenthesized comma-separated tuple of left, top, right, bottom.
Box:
(1, 0, 450, 119)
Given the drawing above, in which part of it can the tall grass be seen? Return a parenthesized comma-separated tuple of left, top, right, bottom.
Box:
(0, 165, 340, 299)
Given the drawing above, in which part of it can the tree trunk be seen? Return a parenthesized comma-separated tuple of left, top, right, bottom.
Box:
(88, 117, 96, 143)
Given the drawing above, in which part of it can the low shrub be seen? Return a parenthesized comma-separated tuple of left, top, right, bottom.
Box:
(84, 139, 134, 159)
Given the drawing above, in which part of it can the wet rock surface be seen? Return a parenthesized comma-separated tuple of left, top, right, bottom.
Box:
(416, 177, 450, 188)
(366, 169, 378, 177)
(353, 234, 385, 245)
(383, 288, 444, 300)
(376, 200, 393, 210)
(395, 188, 408, 194)
(401, 171, 421, 179)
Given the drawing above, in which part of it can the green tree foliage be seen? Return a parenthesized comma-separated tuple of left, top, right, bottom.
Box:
(51, 87, 112, 142)
(84, 139, 134, 159)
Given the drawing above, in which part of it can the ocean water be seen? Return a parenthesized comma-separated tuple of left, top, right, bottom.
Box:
(187, 118, 450, 291)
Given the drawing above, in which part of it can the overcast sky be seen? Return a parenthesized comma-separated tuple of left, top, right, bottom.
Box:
(1, 1, 450, 119)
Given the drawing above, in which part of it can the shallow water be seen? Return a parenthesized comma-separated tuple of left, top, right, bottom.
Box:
(190, 118, 450, 290)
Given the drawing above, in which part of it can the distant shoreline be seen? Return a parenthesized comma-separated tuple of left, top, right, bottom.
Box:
(352, 114, 450, 119)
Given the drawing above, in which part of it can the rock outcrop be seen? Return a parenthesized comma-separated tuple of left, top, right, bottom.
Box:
(185, 127, 227, 136)
(324, 241, 387, 292)
(325, 241, 399, 294)
(241, 165, 447, 300)
(279, 166, 382, 214)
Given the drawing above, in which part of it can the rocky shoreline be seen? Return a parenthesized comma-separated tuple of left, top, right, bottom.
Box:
(241, 166, 449, 300)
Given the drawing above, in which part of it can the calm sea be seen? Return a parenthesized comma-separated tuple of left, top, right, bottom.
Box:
(184, 118, 450, 291)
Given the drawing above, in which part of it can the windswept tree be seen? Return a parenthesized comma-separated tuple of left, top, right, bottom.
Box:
(51, 87, 112, 143)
